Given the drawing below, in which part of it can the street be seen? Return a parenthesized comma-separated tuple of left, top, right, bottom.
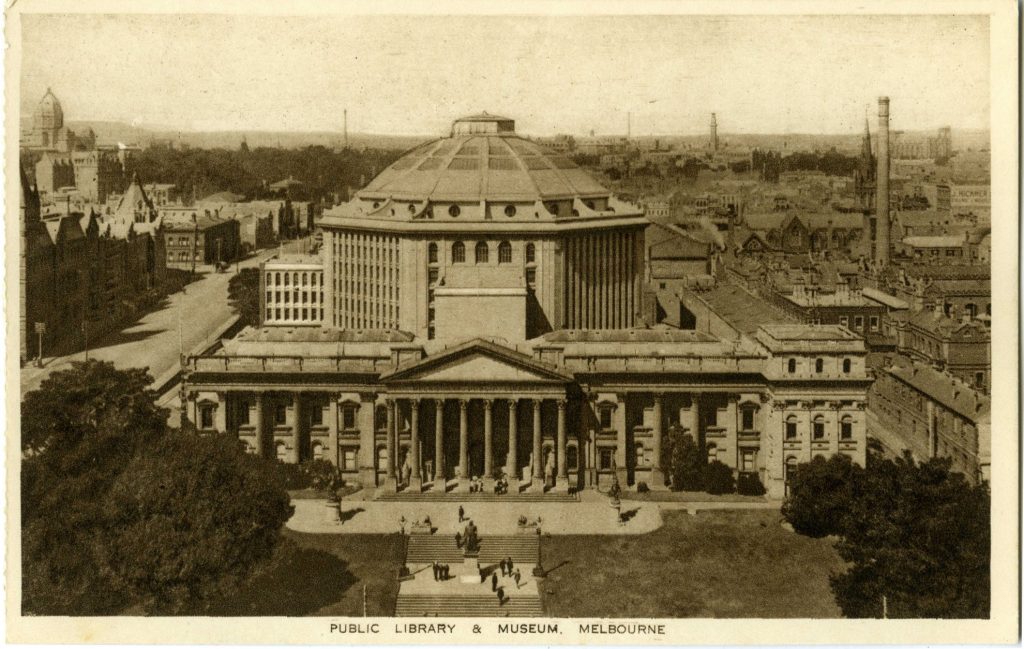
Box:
(19, 247, 279, 398)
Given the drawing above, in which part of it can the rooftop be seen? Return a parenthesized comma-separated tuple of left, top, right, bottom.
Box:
(903, 235, 966, 248)
(886, 359, 989, 421)
(683, 283, 798, 336)
(266, 253, 322, 267)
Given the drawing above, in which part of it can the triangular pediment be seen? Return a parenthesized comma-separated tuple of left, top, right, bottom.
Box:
(381, 338, 572, 384)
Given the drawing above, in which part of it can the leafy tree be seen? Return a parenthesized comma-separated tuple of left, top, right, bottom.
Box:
(701, 460, 736, 495)
(22, 361, 169, 614)
(783, 452, 990, 618)
(227, 267, 261, 328)
(666, 429, 704, 491)
(21, 361, 293, 615)
(736, 472, 767, 496)
(781, 454, 861, 537)
(103, 432, 294, 614)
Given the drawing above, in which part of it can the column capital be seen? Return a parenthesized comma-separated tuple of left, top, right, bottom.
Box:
(434, 398, 445, 410)
(408, 396, 421, 407)
(508, 398, 518, 412)
(458, 398, 468, 412)
(557, 398, 568, 411)
(483, 399, 493, 411)
(532, 397, 543, 410)
(652, 392, 664, 402)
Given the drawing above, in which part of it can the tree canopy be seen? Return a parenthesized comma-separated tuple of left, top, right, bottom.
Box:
(21, 360, 292, 615)
(782, 453, 990, 618)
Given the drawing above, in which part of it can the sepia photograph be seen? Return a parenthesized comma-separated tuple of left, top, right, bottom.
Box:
(4, 1, 1019, 645)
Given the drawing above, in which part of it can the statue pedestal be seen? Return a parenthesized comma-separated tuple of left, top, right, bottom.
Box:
(460, 556, 480, 584)
(408, 477, 423, 493)
(531, 477, 545, 493)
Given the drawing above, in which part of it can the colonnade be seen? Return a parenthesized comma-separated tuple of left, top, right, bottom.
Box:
(381, 396, 568, 493)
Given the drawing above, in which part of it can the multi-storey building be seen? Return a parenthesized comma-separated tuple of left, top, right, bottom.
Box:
(183, 114, 870, 499)
(163, 213, 241, 269)
(870, 357, 990, 483)
(897, 307, 990, 392)
(260, 254, 324, 326)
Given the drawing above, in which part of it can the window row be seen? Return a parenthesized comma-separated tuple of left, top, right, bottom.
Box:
(428, 241, 536, 264)
(784, 414, 854, 440)
(266, 307, 323, 322)
(787, 358, 853, 374)
(267, 290, 323, 304)
(839, 315, 879, 332)
(268, 271, 321, 287)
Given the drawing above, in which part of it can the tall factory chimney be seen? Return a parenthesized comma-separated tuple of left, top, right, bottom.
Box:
(874, 97, 890, 265)
(710, 113, 719, 152)
(343, 109, 348, 149)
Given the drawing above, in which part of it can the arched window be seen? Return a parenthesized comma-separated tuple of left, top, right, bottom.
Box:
(275, 441, 288, 461)
(475, 241, 489, 263)
(428, 242, 438, 264)
(842, 358, 852, 374)
(840, 415, 853, 440)
(812, 415, 825, 439)
(815, 358, 824, 373)
(634, 442, 646, 467)
(311, 442, 324, 461)
(785, 456, 799, 486)
(452, 241, 466, 263)
(787, 358, 797, 373)
(525, 243, 536, 264)
(785, 415, 798, 440)
(498, 241, 512, 263)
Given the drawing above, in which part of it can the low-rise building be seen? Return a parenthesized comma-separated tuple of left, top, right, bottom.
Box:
(897, 307, 990, 392)
(163, 214, 241, 269)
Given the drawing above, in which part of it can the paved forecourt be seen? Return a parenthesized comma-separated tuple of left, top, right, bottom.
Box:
(286, 490, 778, 536)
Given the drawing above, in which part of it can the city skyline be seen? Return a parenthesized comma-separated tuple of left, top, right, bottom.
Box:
(20, 14, 989, 137)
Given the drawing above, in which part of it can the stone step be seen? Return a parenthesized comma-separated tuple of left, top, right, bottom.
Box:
(406, 535, 538, 565)
(395, 594, 543, 618)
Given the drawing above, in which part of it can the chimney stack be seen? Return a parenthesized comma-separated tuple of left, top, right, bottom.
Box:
(875, 97, 891, 265)
(710, 113, 719, 152)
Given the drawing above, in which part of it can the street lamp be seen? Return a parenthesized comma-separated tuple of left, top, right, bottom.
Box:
(33, 321, 46, 368)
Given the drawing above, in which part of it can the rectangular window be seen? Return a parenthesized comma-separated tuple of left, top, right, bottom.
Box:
(840, 419, 853, 440)
(599, 407, 613, 429)
(741, 450, 755, 472)
(854, 316, 864, 330)
(741, 409, 755, 431)
(869, 316, 880, 332)
(309, 406, 323, 427)
(839, 316, 848, 327)
(525, 268, 537, 289)
(275, 404, 287, 425)
(342, 449, 357, 470)
(599, 448, 614, 470)
(237, 402, 251, 426)
(813, 419, 825, 439)
(199, 405, 215, 429)
(342, 406, 356, 430)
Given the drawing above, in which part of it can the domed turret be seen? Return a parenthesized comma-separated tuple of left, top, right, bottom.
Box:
(33, 88, 64, 132)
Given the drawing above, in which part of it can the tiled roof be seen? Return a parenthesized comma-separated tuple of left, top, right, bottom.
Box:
(685, 283, 798, 336)
(886, 360, 989, 421)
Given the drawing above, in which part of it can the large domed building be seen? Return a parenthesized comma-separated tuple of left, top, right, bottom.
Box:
(184, 113, 870, 500)
(318, 113, 647, 341)
(21, 88, 96, 153)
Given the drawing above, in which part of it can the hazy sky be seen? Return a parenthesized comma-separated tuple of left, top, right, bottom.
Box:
(20, 13, 990, 137)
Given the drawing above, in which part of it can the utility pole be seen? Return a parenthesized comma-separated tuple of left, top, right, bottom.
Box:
(191, 214, 199, 280)
(882, 595, 888, 619)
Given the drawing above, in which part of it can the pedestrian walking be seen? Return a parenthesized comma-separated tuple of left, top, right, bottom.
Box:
(513, 568, 521, 588)
(491, 572, 498, 592)
(455, 531, 462, 549)
(496, 586, 505, 606)
(432, 562, 438, 581)
(506, 556, 514, 575)
(499, 558, 507, 576)
(458, 505, 465, 522)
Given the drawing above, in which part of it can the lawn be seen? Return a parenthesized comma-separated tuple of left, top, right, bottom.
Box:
(205, 530, 405, 616)
(539, 509, 846, 618)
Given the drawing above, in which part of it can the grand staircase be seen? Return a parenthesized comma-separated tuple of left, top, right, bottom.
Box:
(395, 594, 542, 617)
(405, 534, 539, 565)
(395, 533, 543, 617)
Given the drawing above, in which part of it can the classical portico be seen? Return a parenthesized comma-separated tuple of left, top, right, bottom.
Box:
(378, 338, 576, 494)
